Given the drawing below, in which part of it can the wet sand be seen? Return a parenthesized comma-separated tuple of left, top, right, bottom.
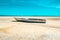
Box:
(0, 17, 60, 40)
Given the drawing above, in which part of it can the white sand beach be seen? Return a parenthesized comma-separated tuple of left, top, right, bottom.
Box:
(0, 17, 60, 40)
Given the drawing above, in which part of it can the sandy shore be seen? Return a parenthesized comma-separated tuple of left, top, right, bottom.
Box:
(0, 17, 60, 40)
(0, 17, 60, 28)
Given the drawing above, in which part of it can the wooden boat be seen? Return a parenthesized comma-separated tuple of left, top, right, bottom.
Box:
(14, 18, 46, 23)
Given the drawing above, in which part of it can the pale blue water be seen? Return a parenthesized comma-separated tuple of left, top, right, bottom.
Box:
(0, 0, 60, 16)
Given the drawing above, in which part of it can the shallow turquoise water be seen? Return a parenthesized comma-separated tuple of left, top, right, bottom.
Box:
(0, 0, 60, 16)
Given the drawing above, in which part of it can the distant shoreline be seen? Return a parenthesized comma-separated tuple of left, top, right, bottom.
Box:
(0, 15, 60, 17)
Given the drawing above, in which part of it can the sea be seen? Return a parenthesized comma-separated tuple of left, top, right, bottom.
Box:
(0, 0, 60, 16)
